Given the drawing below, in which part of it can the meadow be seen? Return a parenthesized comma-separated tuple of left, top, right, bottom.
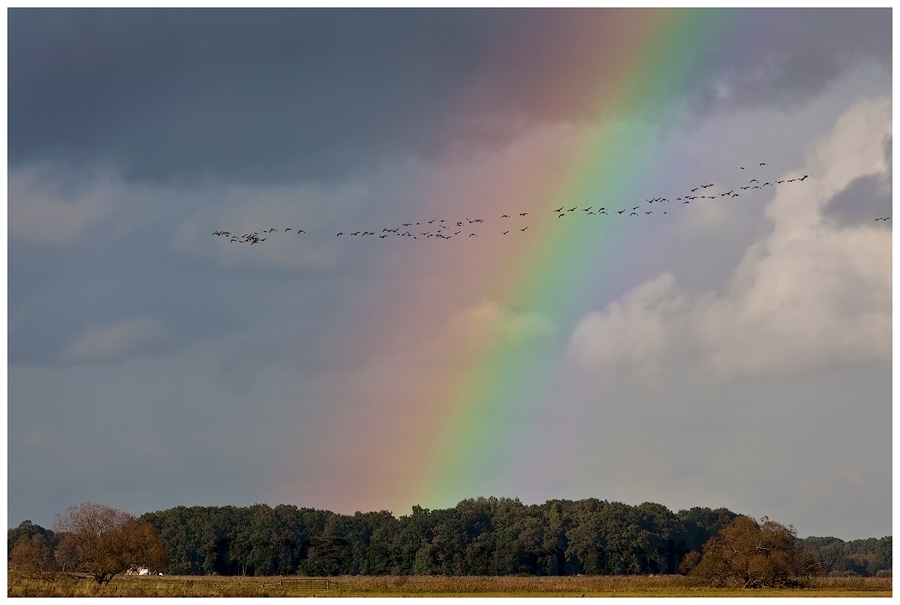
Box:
(8, 573, 891, 597)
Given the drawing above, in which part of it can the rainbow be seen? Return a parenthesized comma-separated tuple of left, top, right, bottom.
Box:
(280, 9, 733, 515)
(410, 9, 729, 509)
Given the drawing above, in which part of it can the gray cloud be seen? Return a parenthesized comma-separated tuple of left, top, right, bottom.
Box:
(681, 9, 891, 116)
(8, 161, 123, 244)
(9, 9, 890, 185)
(7, 9, 890, 539)
(59, 316, 173, 365)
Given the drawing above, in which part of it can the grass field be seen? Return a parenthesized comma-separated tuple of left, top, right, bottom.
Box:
(7, 573, 891, 597)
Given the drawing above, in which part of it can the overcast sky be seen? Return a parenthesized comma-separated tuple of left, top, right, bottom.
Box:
(7, 7, 892, 541)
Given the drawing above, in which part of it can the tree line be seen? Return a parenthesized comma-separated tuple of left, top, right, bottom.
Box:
(8, 497, 891, 582)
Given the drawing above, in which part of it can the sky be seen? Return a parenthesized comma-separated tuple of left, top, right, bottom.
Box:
(7, 7, 893, 541)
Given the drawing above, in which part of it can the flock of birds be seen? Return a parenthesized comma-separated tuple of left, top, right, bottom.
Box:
(213, 164, 889, 246)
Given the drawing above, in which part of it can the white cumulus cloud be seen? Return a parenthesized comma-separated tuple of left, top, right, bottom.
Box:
(569, 273, 690, 377)
(569, 96, 891, 380)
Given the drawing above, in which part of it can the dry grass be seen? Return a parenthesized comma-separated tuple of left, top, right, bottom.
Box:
(8, 572, 892, 597)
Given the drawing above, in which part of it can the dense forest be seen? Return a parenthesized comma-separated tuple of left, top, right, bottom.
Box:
(10, 498, 891, 578)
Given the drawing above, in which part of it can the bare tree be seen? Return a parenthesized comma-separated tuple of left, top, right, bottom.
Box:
(53, 502, 168, 585)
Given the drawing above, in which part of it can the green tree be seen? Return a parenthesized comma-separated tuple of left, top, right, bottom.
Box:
(8, 520, 56, 556)
(876, 536, 891, 571)
(690, 515, 823, 588)
(54, 502, 169, 585)
(677, 507, 738, 551)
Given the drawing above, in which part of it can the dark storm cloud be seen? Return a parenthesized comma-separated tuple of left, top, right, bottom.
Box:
(10, 8, 890, 185)
(685, 9, 891, 114)
(9, 8, 508, 184)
